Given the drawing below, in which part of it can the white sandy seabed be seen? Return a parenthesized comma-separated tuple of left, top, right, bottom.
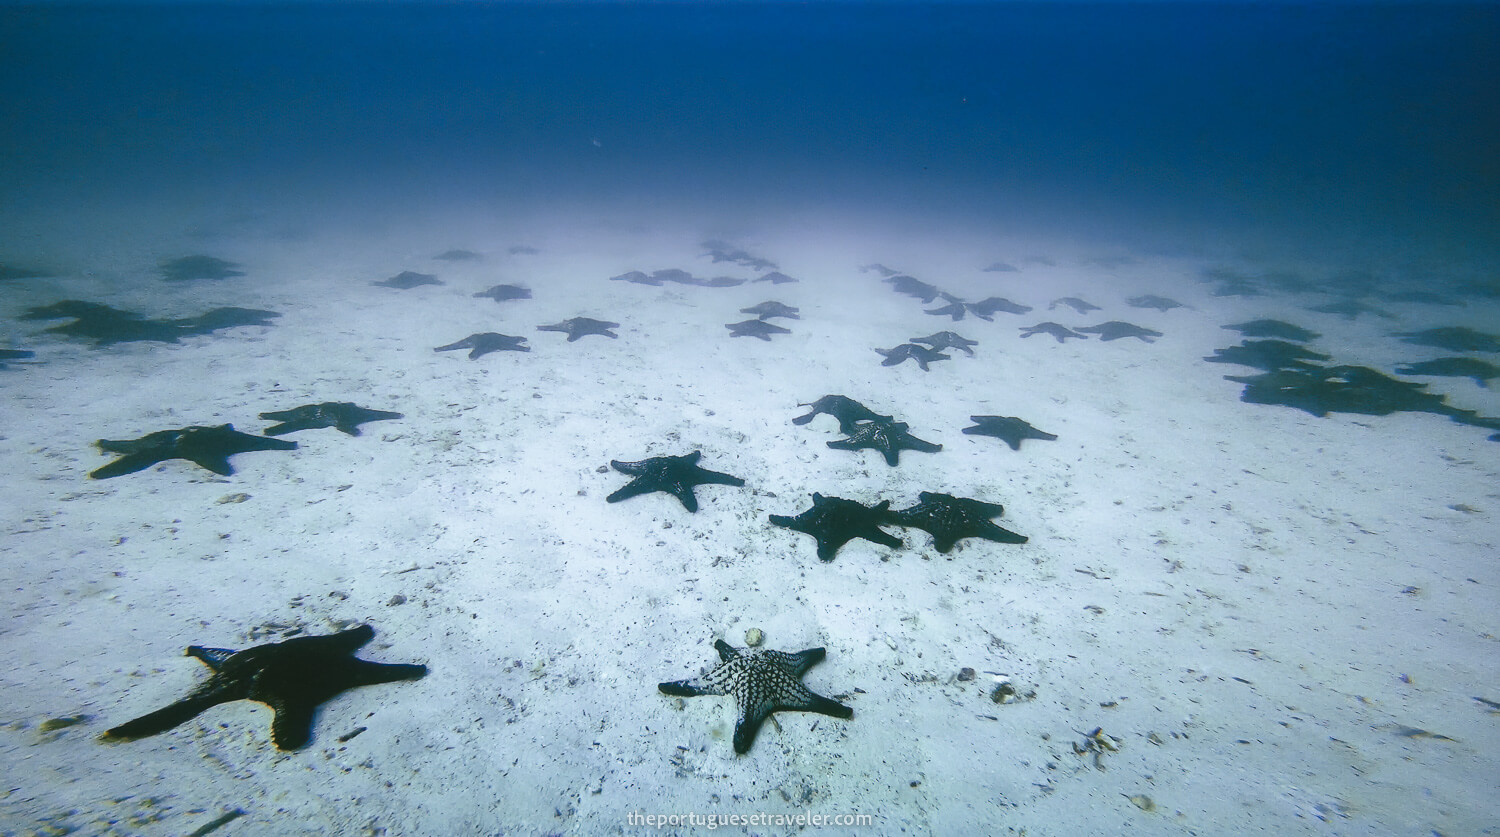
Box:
(1, 203, 1496, 836)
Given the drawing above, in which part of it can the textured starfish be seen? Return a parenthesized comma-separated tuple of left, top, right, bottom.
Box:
(1049, 297, 1101, 314)
(826, 419, 942, 466)
(923, 297, 970, 321)
(1202, 340, 1331, 371)
(875, 343, 950, 370)
(961, 415, 1057, 450)
(702, 240, 778, 271)
(1221, 320, 1320, 342)
(791, 395, 892, 434)
(373, 271, 441, 289)
(659, 639, 852, 755)
(473, 284, 531, 302)
(1076, 321, 1163, 342)
(258, 402, 405, 436)
(883, 274, 942, 303)
(90, 424, 297, 479)
(726, 319, 791, 341)
(537, 317, 620, 341)
(100, 625, 426, 751)
(740, 301, 801, 320)
(754, 271, 798, 284)
(886, 491, 1028, 552)
(606, 451, 745, 512)
(433, 332, 530, 359)
(1019, 322, 1089, 343)
(966, 296, 1033, 319)
(769, 493, 902, 561)
(1394, 357, 1500, 387)
(1127, 295, 1186, 312)
(609, 270, 662, 286)
(910, 331, 978, 356)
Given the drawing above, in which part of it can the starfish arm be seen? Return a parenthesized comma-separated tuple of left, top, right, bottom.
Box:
(260, 421, 308, 436)
(732, 707, 771, 754)
(609, 459, 648, 475)
(689, 467, 745, 487)
(606, 480, 655, 504)
(267, 698, 317, 750)
(333, 422, 364, 436)
(100, 692, 232, 742)
(659, 679, 714, 697)
(89, 452, 165, 479)
(668, 487, 701, 513)
(802, 693, 855, 720)
(187, 455, 236, 476)
(863, 527, 903, 551)
(786, 647, 826, 677)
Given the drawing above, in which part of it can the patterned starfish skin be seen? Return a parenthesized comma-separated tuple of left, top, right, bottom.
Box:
(90, 424, 297, 479)
(433, 332, 530, 359)
(100, 625, 427, 751)
(606, 451, 745, 512)
(887, 491, 1028, 553)
(826, 420, 942, 466)
(769, 493, 902, 561)
(791, 395, 893, 434)
(537, 317, 620, 341)
(659, 640, 853, 754)
(258, 402, 404, 436)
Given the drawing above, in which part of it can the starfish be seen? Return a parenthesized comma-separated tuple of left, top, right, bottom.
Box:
(1221, 319, 1320, 342)
(702, 240, 778, 271)
(769, 493, 902, 561)
(537, 317, 620, 341)
(1076, 321, 1163, 342)
(258, 402, 405, 436)
(740, 301, 800, 320)
(373, 271, 441, 289)
(100, 625, 427, 751)
(25, 301, 186, 346)
(726, 319, 791, 341)
(859, 263, 901, 277)
(1019, 322, 1089, 343)
(1, 348, 35, 369)
(826, 419, 942, 466)
(1049, 297, 1101, 314)
(910, 331, 978, 356)
(791, 395, 893, 434)
(754, 271, 798, 284)
(606, 451, 745, 512)
(1391, 327, 1500, 353)
(886, 491, 1028, 552)
(609, 270, 662, 286)
(1394, 357, 1500, 387)
(433, 332, 530, 359)
(1202, 340, 1331, 371)
(435, 249, 482, 261)
(1307, 299, 1393, 320)
(473, 284, 531, 302)
(160, 255, 244, 282)
(175, 307, 281, 335)
(659, 639, 852, 755)
(966, 296, 1033, 319)
(875, 343, 949, 370)
(884, 274, 942, 303)
(1127, 295, 1186, 312)
(90, 424, 297, 479)
(961, 415, 1057, 450)
(924, 297, 970, 321)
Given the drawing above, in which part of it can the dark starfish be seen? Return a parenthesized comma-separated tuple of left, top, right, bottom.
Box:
(791, 395, 893, 434)
(90, 424, 297, 479)
(966, 296, 1033, 319)
(176, 307, 281, 335)
(1221, 320, 1320, 342)
(740, 301, 801, 320)
(884, 274, 942, 303)
(1393, 358, 1500, 388)
(653, 269, 698, 285)
(160, 255, 244, 282)
(1076, 321, 1163, 342)
(1226, 365, 1454, 418)
(0, 348, 35, 369)
(1019, 322, 1089, 343)
(258, 402, 405, 436)
(702, 240, 778, 272)
(537, 317, 620, 341)
(1391, 327, 1500, 354)
(1127, 295, 1186, 312)
(961, 415, 1057, 450)
(859, 263, 901, 277)
(606, 451, 745, 513)
(25, 301, 184, 346)
(923, 298, 970, 321)
(1202, 340, 1332, 371)
(100, 625, 426, 751)
(886, 492, 1028, 552)
(826, 419, 942, 466)
(769, 493, 902, 561)
(726, 319, 791, 341)
(875, 343, 950, 370)
(754, 271, 798, 284)
(1049, 297, 1101, 314)
(435, 249, 482, 261)
(659, 639, 852, 755)
(910, 331, 978, 356)
(473, 284, 531, 302)
(433, 332, 530, 359)
(373, 271, 441, 289)
(982, 261, 1020, 272)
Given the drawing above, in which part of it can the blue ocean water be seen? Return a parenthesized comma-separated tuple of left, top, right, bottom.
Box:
(2, 1, 1496, 261)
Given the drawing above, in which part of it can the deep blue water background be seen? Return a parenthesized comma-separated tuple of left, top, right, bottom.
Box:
(2, 1, 1497, 259)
